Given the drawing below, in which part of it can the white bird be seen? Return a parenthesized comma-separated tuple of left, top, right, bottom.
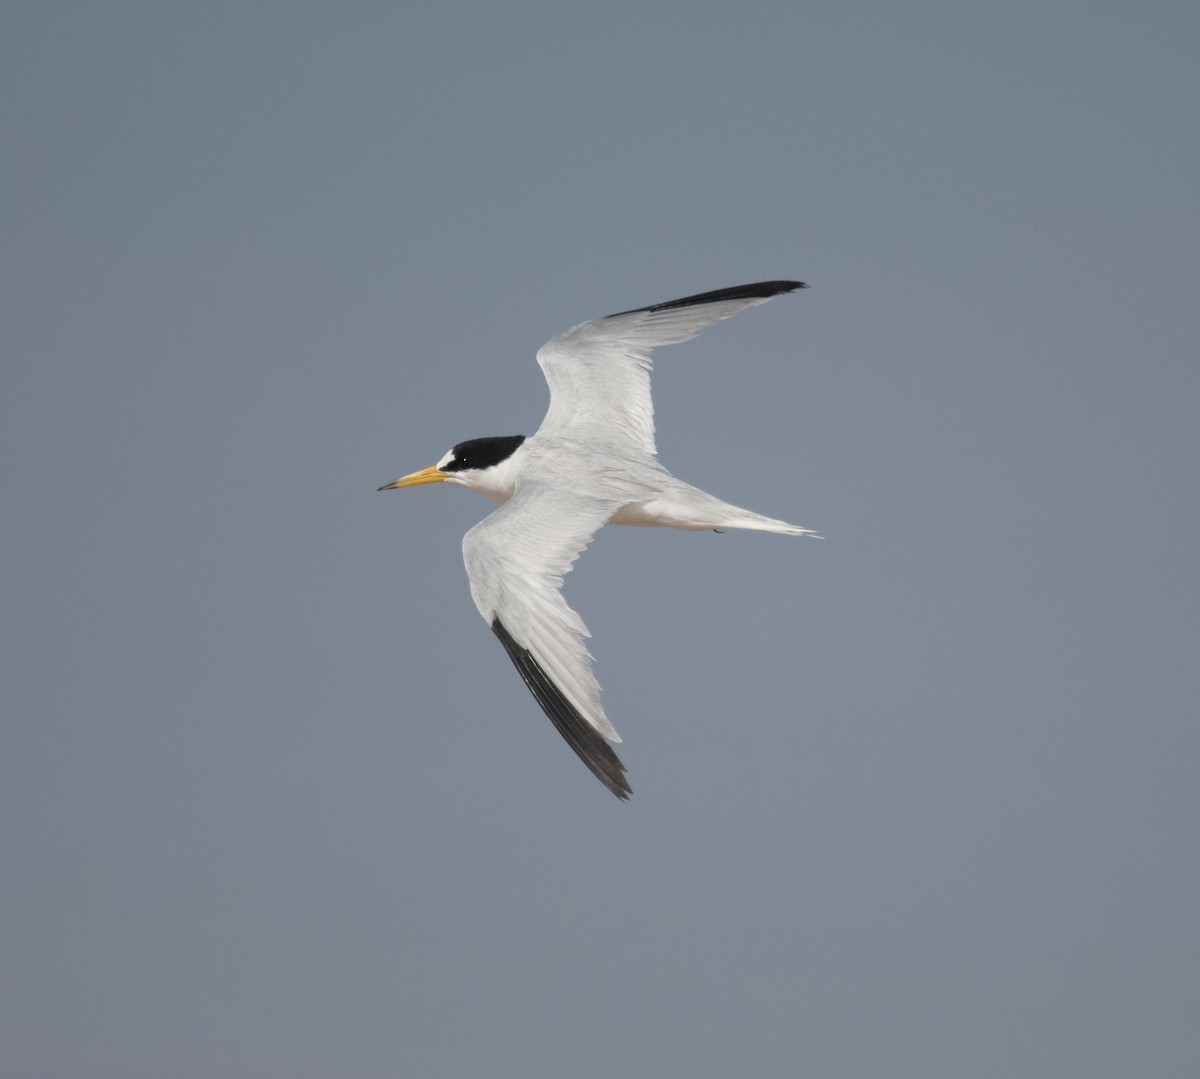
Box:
(379, 281, 817, 798)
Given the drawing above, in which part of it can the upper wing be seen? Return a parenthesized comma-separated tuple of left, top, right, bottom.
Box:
(535, 280, 806, 456)
(462, 482, 631, 799)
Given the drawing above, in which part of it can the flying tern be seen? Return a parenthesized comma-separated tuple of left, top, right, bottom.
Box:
(379, 280, 817, 798)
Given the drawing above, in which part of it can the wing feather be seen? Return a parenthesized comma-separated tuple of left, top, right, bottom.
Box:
(535, 280, 805, 455)
(462, 484, 631, 798)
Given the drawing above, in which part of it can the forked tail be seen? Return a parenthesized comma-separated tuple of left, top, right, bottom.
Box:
(721, 508, 820, 538)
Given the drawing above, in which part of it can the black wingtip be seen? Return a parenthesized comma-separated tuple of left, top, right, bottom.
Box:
(609, 280, 806, 317)
(491, 619, 632, 800)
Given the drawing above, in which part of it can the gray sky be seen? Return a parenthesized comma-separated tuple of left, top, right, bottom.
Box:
(3, 3, 1198, 1077)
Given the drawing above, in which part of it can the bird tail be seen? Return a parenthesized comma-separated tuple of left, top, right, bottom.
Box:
(717, 508, 820, 538)
(608, 483, 819, 536)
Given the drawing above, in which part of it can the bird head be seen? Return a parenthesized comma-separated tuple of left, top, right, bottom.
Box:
(378, 435, 527, 501)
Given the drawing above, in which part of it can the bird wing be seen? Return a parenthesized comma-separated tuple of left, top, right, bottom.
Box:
(461, 481, 631, 799)
(534, 280, 806, 456)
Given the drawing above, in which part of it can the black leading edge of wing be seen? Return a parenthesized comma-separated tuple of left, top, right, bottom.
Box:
(606, 279, 807, 318)
(491, 619, 632, 800)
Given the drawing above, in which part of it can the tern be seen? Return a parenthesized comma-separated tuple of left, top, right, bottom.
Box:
(379, 281, 817, 799)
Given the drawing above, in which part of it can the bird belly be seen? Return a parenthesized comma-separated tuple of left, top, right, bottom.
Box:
(609, 499, 722, 530)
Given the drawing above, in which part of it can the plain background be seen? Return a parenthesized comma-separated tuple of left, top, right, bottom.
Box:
(3, 3, 1197, 1077)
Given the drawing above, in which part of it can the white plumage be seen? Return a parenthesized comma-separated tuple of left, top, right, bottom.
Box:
(380, 281, 817, 798)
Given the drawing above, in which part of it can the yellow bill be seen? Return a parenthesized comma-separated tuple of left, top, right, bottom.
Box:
(377, 465, 446, 491)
